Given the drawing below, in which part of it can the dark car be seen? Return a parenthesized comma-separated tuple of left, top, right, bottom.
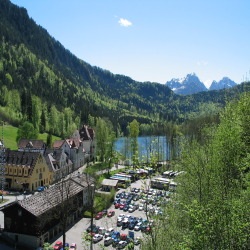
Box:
(102, 209, 107, 216)
(122, 221, 128, 229)
(116, 193, 121, 198)
(120, 194, 125, 199)
(135, 188, 140, 193)
(86, 224, 97, 233)
(123, 206, 129, 212)
(93, 226, 100, 234)
(141, 225, 148, 232)
(128, 222, 136, 230)
(60, 243, 69, 250)
(131, 188, 136, 192)
(115, 198, 121, 203)
(127, 199, 132, 204)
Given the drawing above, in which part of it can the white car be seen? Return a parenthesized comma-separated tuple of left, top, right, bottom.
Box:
(98, 227, 107, 235)
(139, 205, 144, 211)
(118, 240, 127, 249)
(104, 237, 113, 246)
(134, 222, 142, 231)
(128, 206, 135, 213)
(125, 214, 131, 219)
(104, 228, 114, 238)
(93, 234, 103, 243)
(118, 214, 125, 219)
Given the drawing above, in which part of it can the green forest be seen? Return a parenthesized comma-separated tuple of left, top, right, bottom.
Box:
(140, 91, 250, 250)
(0, 0, 250, 141)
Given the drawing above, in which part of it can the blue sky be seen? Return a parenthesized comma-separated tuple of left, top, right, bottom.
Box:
(10, 0, 250, 88)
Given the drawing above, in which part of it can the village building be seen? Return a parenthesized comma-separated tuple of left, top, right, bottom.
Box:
(0, 173, 95, 249)
(2, 149, 52, 191)
(44, 149, 73, 183)
(53, 138, 85, 171)
(17, 139, 46, 155)
(78, 125, 96, 161)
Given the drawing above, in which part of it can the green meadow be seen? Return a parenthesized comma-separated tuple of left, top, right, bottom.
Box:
(1, 125, 61, 150)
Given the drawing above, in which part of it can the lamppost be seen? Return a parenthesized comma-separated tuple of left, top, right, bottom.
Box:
(0, 125, 6, 202)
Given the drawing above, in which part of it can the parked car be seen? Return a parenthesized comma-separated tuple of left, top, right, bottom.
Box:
(93, 234, 103, 243)
(139, 205, 144, 211)
(123, 205, 129, 212)
(122, 221, 128, 229)
(53, 241, 62, 250)
(128, 206, 135, 213)
(115, 203, 121, 209)
(105, 228, 114, 238)
(60, 243, 69, 250)
(38, 186, 45, 192)
(120, 234, 128, 240)
(93, 226, 100, 234)
(112, 231, 120, 239)
(119, 203, 126, 209)
(107, 211, 115, 217)
(134, 237, 141, 245)
(131, 188, 136, 192)
(69, 243, 77, 250)
(118, 213, 125, 219)
(104, 237, 113, 246)
(98, 227, 107, 235)
(117, 218, 123, 226)
(118, 241, 127, 249)
(134, 222, 142, 231)
(86, 224, 96, 233)
(116, 193, 121, 198)
(95, 212, 103, 219)
(128, 222, 136, 229)
(135, 188, 140, 193)
(102, 209, 107, 216)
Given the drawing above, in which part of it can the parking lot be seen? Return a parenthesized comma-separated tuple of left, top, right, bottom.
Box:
(51, 176, 170, 249)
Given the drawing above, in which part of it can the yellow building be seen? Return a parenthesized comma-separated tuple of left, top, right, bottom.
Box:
(3, 149, 53, 192)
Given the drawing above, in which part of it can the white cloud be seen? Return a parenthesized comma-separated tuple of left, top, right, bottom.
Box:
(114, 15, 117, 18)
(118, 18, 132, 27)
(204, 79, 212, 88)
(203, 61, 208, 65)
(197, 62, 200, 65)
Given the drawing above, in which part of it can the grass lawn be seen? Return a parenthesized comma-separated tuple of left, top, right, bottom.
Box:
(0, 198, 9, 204)
(1, 125, 61, 150)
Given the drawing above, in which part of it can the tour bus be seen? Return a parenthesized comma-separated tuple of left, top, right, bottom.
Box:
(114, 173, 133, 182)
(110, 175, 130, 188)
(150, 178, 170, 190)
(169, 181, 177, 191)
(162, 170, 173, 178)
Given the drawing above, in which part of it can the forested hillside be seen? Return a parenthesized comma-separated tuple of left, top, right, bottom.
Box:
(0, 0, 249, 138)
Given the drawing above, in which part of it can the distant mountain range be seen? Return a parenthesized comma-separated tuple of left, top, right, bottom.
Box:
(165, 73, 237, 95)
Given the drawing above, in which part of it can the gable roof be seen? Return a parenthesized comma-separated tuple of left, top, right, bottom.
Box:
(79, 125, 92, 141)
(0, 174, 96, 217)
(5, 150, 41, 176)
(18, 139, 45, 149)
(66, 137, 82, 149)
(53, 140, 65, 149)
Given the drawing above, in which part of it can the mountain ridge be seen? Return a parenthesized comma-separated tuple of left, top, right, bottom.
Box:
(166, 73, 238, 95)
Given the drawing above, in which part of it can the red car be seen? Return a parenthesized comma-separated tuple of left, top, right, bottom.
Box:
(95, 212, 103, 219)
(107, 211, 115, 217)
(115, 203, 121, 209)
(69, 243, 77, 250)
(54, 241, 63, 250)
(120, 234, 128, 240)
(119, 203, 126, 209)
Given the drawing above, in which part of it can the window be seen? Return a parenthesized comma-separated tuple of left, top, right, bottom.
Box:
(19, 169, 21, 174)
(10, 168, 12, 173)
(14, 169, 16, 173)
(40, 159, 42, 163)
(25, 170, 27, 174)
(46, 178, 48, 183)
(36, 169, 38, 174)
(43, 167, 45, 172)
(40, 168, 42, 173)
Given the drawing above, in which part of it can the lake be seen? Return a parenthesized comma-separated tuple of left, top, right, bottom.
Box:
(115, 135, 170, 161)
